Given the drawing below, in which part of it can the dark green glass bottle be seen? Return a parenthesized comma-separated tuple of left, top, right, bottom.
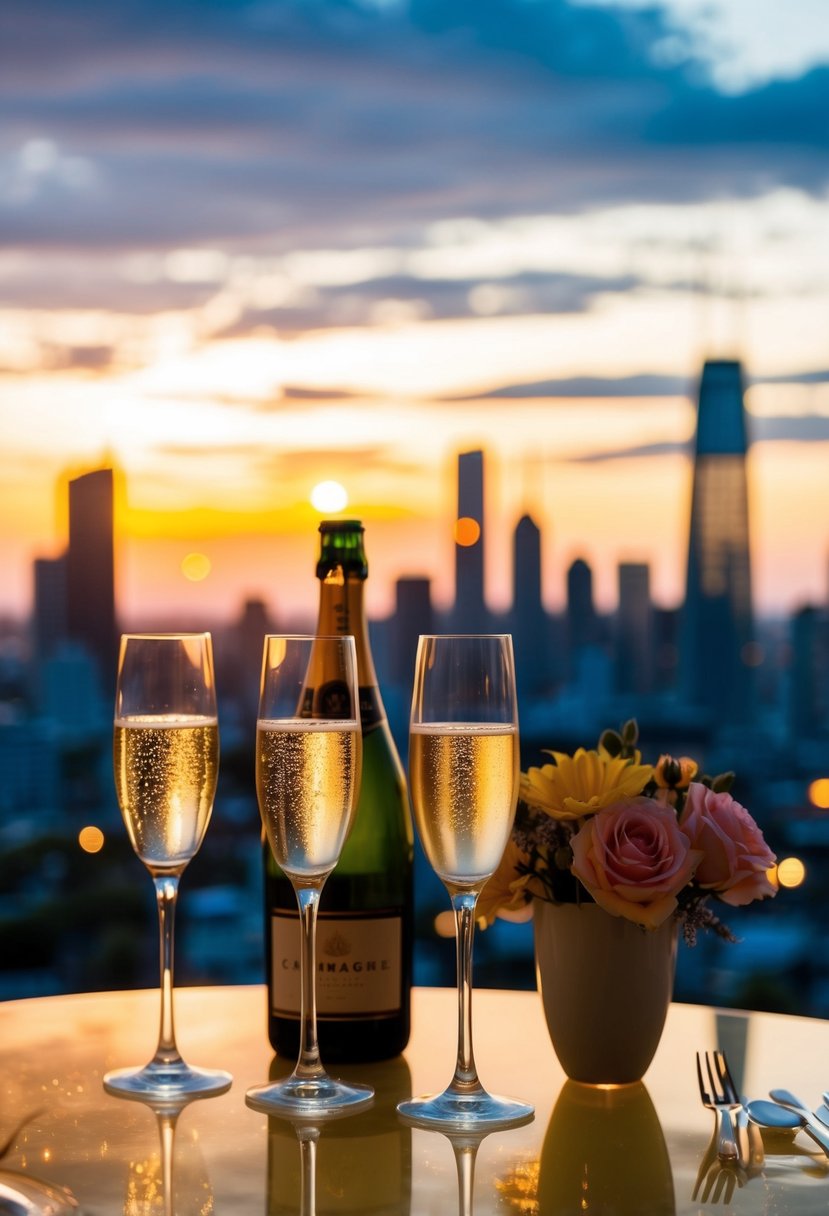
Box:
(264, 520, 414, 1061)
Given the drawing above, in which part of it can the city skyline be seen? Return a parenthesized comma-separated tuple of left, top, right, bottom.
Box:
(23, 359, 819, 735)
(3, 344, 827, 1015)
(11, 394, 829, 651)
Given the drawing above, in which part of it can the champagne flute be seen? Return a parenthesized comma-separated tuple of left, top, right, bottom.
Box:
(104, 633, 232, 1100)
(246, 635, 373, 1117)
(398, 634, 533, 1130)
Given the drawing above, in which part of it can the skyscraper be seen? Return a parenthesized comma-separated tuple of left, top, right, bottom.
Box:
(566, 557, 596, 656)
(32, 555, 67, 660)
(681, 360, 754, 724)
(452, 449, 488, 630)
(789, 606, 827, 740)
(392, 576, 434, 687)
(512, 514, 547, 697)
(614, 562, 652, 696)
(66, 468, 118, 696)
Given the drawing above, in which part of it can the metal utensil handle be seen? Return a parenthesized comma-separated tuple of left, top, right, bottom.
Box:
(801, 1118, 829, 1156)
(717, 1108, 739, 1160)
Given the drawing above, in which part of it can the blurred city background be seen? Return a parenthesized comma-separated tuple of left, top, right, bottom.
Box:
(1, 0, 828, 1017)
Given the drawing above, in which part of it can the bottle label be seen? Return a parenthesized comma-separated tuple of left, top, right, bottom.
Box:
(271, 909, 402, 1020)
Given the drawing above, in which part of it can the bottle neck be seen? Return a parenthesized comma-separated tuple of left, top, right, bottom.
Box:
(316, 570, 378, 690)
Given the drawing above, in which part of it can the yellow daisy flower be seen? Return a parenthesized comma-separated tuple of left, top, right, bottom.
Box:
(653, 753, 698, 790)
(476, 838, 536, 927)
(520, 747, 653, 821)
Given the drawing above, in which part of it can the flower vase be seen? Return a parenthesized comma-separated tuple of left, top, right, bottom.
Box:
(534, 900, 678, 1085)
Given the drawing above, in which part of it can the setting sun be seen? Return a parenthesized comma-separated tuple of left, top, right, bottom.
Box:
(181, 552, 212, 582)
(311, 480, 349, 514)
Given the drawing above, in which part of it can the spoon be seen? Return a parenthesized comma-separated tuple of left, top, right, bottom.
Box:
(770, 1089, 829, 1133)
(747, 1099, 829, 1155)
(770, 1088, 816, 1117)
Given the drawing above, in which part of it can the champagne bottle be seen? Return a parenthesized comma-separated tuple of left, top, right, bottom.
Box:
(264, 520, 414, 1060)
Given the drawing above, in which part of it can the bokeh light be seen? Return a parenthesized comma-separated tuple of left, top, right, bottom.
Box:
(808, 778, 829, 809)
(181, 552, 212, 582)
(454, 516, 481, 546)
(78, 826, 105, 854)
(741, 641, 765, 667)
(311, 481, 348, 513)
(775, 857, 806, 889)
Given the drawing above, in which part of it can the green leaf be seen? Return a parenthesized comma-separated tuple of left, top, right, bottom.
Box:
(599, 729, 623, 756)
(711, 771, 735, 793)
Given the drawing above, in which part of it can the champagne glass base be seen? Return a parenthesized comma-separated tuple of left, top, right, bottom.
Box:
(104, 1061, 232, 1101)
(245, 1074, 374, 1119)
(397, 1088, 534, 1131)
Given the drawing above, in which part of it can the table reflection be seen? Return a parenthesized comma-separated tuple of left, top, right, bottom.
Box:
(104, 1090, 214, 1216)
(5, 987, 829, 1213)
(534, 1080, 674, 1215)
(266, 1054, 412, 1215)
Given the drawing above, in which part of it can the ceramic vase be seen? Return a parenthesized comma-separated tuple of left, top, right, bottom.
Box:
(534, 900, 678, 1085)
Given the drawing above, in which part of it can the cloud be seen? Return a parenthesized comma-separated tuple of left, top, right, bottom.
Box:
(221, 269, 641, 335)
(756, 368, 829, 385)
(561, 412, 829, 463)
(446, 372, 691, 399)
(0, 0, 826, 259)
(567, 439, 690, 462)
(752, 414, 829, 442)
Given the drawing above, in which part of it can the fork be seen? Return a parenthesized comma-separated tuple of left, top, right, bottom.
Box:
(696, 1050, 744, 1163)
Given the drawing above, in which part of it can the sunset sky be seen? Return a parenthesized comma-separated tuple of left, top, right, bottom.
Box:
(1, 0, 828, 627)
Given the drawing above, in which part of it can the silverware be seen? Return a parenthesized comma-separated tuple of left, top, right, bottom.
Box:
(696, 1050, 744, 1163)
(767, 1088, 829, 1151)
(747, 1098, 829, 1156)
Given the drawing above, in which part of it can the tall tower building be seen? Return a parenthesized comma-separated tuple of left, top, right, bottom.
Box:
(66, 468, 118, 696)
(566, 558, 596, 655)
(789, 606, 828, 740)
(615, 562, 652, 696)
(452, 449, 488, 630)
(512, 514, 547, 697)
(393, 577, 434, 687)
(32, 555, 68, 660)
(681, 360, 754, 725)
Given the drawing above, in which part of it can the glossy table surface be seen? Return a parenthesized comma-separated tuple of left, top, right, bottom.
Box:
(2, 984, 829, 1214)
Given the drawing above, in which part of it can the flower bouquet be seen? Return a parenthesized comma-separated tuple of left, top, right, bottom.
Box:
(479, 719, 778, 935)
(480, 720, 778, 1083)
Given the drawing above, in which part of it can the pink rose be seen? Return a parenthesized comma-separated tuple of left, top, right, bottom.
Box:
(570, 797, 702, 928)
(679, 782, 777, 906)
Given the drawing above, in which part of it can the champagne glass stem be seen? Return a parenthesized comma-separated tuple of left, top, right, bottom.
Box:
(152, 873, 183, 1068)
(297, 1125, 320, 1216)
(158, 1111, 178, 1216)
(295, 884, 326, 1082)
(453, 1138, 479, 1216)
(450, 891, 483, 1096)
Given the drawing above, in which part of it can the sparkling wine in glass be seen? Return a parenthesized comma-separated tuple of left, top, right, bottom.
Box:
(104, 633, 232, 1100)
(246, 635, 373, 1117)
(398, 634, 533, 1130)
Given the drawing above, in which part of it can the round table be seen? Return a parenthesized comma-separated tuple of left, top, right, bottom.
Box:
(1, 984, 828, 1213)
